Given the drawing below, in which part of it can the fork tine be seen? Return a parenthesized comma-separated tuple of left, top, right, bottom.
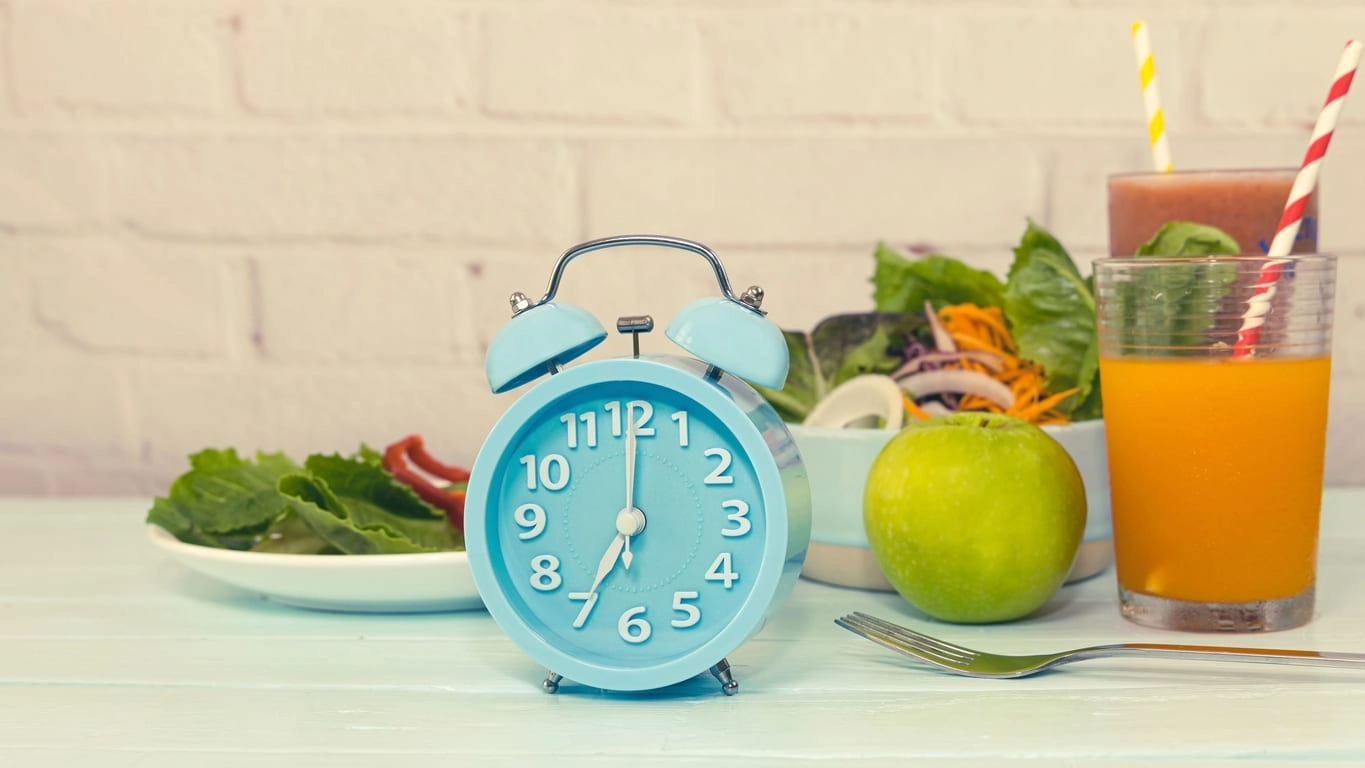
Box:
(833, 616, 942, 666)
(848, 612, 977, 662)
(842, 613, 962, 662)
(836, 613, 968, 669)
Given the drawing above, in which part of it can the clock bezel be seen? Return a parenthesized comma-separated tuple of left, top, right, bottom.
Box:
(465, 355, 804, 692)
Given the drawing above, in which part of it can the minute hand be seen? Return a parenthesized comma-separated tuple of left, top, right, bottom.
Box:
(624, 418, 637, 510)
(622, 418, 637, 570)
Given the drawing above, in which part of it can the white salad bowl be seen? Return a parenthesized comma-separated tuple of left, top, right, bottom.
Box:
(147, 525, 484, 613)
(790, 419, 1112, 592)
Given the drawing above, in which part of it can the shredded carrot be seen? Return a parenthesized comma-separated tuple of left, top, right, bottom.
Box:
(900, 303, 1079, 426)
(901, 392, 934, 422)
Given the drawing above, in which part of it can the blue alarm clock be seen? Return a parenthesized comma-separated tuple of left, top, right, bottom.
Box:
(464, 234, 811, 695)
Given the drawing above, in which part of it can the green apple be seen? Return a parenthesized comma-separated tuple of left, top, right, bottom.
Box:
(863, 412, 1086, 624)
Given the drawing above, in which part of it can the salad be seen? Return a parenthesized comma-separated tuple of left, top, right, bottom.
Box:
(146, 434, 469, 555)
(757, 220, 1239, 427)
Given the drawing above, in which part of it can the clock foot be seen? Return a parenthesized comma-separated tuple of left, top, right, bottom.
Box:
(709, 658, 739, 696)
(542, 672, 562, 694)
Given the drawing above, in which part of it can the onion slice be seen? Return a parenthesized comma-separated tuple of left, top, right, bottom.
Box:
(891, 350, 1005, 379)
(919, 401, 953, 417)
(896, 369, 1014, 410)
(803, 374, 905, 430)
(924, 300, 956, 352)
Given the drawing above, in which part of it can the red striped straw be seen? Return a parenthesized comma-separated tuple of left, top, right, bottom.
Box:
(1234, 39, 1362, 357)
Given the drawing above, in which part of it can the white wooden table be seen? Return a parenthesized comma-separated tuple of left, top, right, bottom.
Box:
(3, 490, 1364, 766)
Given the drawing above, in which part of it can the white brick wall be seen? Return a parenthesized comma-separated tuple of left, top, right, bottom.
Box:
(702, 11, 936, 123)
(483, 8, 697, 123)
(111, 135, 578, 242)
(1, 0, 1362, 494)
(238, 1, 475, 117)
(1203, 9, 1365, 127)
(0, 135, 109, 230)
(583, 138, 1046, 245)
(10, 0, 233, 114)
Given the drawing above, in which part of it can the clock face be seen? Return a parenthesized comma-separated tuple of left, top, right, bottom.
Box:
(466, 357, 801, 691)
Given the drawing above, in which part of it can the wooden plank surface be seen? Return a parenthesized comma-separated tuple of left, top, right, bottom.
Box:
(2, 493, 1363, 763)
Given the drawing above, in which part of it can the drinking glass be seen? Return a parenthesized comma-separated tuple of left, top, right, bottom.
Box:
(1093, 254, 1335, 631)
(1107, 168, 1318, 257)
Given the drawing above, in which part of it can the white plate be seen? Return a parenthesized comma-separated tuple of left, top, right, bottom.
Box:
(147, 525, 484, 613)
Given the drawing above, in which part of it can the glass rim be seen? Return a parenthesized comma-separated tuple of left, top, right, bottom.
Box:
(1107, 166, 1300, 181)
(1094, 253, 1338, 268)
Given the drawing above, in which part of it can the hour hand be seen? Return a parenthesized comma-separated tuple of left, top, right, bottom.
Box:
(586, 507, 648, 595)
(587, 533, 627, 595)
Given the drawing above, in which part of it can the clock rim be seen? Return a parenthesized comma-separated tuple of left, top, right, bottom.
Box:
(465, 355, 801, 692)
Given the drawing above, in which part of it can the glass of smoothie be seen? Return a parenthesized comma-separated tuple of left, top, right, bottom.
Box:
(1093, 253, 1336, 631)
(1107, 168, 1319, 257)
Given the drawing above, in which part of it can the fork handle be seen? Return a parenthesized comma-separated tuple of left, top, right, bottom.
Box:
(1099, 642, 1365, 669)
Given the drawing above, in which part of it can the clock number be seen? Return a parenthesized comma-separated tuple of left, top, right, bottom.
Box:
(529, 554, 562, 591)
(559, 413, 575, 448)
(513, 503, 546, 539)
(618, 606, 652, 643)
(560, 412, 599, 449)
(520, 453, 570, 491)
(671, 591, 701, 628)
(568, 591, 599, 628)
(604, 401, 621, 436)
(629, 401, 655, 437)
(703, 448, 734, 485)
(720, 499, 751, 537)
(581, 412, 598, 447)
(705, 552, 739, 589)
(605, 400, 655, 438)
(519, 454, 535, 488)
(670, 410, 689, 447)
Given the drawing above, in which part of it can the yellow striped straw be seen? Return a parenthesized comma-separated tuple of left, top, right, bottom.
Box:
(1131, 21, 1173, 172)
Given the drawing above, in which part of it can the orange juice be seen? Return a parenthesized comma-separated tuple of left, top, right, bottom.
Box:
(1099, 355, 1330, 604)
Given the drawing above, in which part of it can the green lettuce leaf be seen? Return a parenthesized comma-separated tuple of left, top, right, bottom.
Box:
(249, 511, 343, 555)
(754, 313, 927, 423)
(147, 447, 464, 554)
(276, 457, 461, 555)
(872, 244, 1006, 312)
(1135, 221, 1240, 257)
(1113, 221, 1242, 354)
(146, 448, 302, 550)
(351, 443, 385, 468)
(1002, 221, 1100, 420)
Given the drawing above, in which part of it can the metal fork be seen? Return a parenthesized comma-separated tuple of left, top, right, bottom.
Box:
(835, 612, 1365, 679)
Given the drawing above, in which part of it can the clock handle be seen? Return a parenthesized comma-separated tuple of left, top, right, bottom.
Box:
(518, 234, 765, 316)
(486, 234, 789, 393)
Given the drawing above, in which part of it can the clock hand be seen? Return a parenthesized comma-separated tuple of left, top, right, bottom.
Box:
(587, 532, 628, 595)
(586, 506, 648, 595)
(585, 421, 646, 595)
(622, 417, 637, 570)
